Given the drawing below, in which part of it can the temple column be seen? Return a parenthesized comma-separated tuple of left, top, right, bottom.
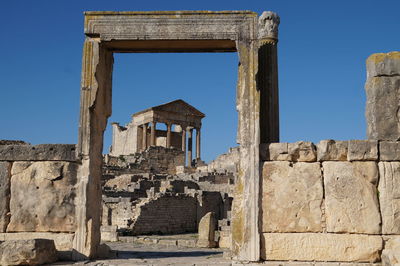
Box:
(181, 127, 186, 165)
(196, 128, 201, 160)
(188, 128, 193, 166)
(142, 123, 148, 151)
(166, 123, 172, 148)
(150, 121, 157, 146)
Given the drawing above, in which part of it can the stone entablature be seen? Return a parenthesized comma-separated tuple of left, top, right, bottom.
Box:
(110, 99, 205, 166)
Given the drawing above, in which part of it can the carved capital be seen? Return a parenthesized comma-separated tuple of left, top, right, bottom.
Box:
(258, 11, 280, 43)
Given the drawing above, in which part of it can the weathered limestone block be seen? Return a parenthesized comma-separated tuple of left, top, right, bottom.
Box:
(378, 162, 400, 234)
(0, 144, 77, 161)
(218, 230, 231, 249)
(382, 237, 400, 266)
(261, 233, 383, 262)
(366, 52, 400, 140)
(7, 161, 77, 232)
(323, 162, 381, 234)
(260, 143, 290, 161)
(288, 141, 317, 162)
(262, 162, 323, 232)
(367, 51, 400, 78)
(0, 162, 10, 232)
(347, 140, 378, 161)
(0, 232, 74, 251)
(379, 141, 400, 161)
(197, 212, 217, 248)
(0, 239, 58, 265)
(317, 140, 348, 161)
(100, 225, 118, 242)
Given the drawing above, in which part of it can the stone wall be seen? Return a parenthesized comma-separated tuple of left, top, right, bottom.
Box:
(260, 140, 399, 262)
(0, 143, 78, 251)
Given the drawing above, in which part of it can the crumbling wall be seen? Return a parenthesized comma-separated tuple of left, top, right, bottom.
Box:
(105, 146, 184, 175)
(0, 143, 78, 252)
(203, 147, 240, 174)
(110, 122, 137, 156)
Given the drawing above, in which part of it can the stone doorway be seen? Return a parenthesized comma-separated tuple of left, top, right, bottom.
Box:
(75, 10, 279, 262)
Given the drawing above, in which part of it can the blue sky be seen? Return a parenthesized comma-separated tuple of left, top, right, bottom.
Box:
(0, 1, 399, 162)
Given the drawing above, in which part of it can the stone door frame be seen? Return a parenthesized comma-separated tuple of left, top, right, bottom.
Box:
(75, 10, 279, 262)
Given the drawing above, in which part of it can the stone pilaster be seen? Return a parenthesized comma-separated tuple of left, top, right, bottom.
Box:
(258, 11, 280, 143)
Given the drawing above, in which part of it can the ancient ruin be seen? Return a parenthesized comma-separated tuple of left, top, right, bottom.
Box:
(0, 8, 399, 265)
(110, 99, 205, 167)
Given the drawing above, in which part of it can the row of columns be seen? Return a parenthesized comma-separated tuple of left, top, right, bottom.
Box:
(139, 122, 201, 166)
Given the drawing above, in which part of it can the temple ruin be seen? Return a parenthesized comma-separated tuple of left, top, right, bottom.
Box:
(110, 99, 205, 166)
(0, 9, 399, 266)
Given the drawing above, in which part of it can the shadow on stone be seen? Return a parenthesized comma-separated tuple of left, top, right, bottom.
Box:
(116, 250, 222, 259)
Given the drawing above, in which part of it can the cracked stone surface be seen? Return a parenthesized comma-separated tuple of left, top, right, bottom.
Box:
(262, 161, 323, 232)
(323, 161, 381, 234)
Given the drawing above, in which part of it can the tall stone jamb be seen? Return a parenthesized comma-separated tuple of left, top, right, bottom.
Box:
(365, 52, 400, 140)
(74, 38, 113, 260)
(231, 10, 280, 262)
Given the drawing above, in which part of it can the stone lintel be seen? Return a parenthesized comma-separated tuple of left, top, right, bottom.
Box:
(0, 144, 77, 162)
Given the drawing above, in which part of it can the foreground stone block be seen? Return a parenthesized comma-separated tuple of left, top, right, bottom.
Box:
(0, 239, 58, 265)
(382, 237, 400, 266)
(378, 162, 400, 234)
(260, 143, 290, 161)
(317, 140, 348, 161)
(288, 141, 317, 162)
(323, 162, 381, 234)
(197, 212, 217, 248)
(261, 233, 383, 262)
(348, 140, 378, 161)
(0, 232, 74, 251)
(262, 162, 323, 232)
(0, 162, 10, 232)
(7, 161, 77, 232)
(379, 141, 400, 161)
(0, 144, 77, 161)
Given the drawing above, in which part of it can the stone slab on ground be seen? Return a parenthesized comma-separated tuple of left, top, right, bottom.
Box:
(0, 232, 74, 251)
(7, 161, 77, 232)
(261, 233, 383, 262)
(262, 161, 323, 233)
(0, 144, 77, 161)
(378, 162, 400, 234)
(0, 239, 58, 265)
(323, 161, 381, 234)
(0, 162, 10, 232)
